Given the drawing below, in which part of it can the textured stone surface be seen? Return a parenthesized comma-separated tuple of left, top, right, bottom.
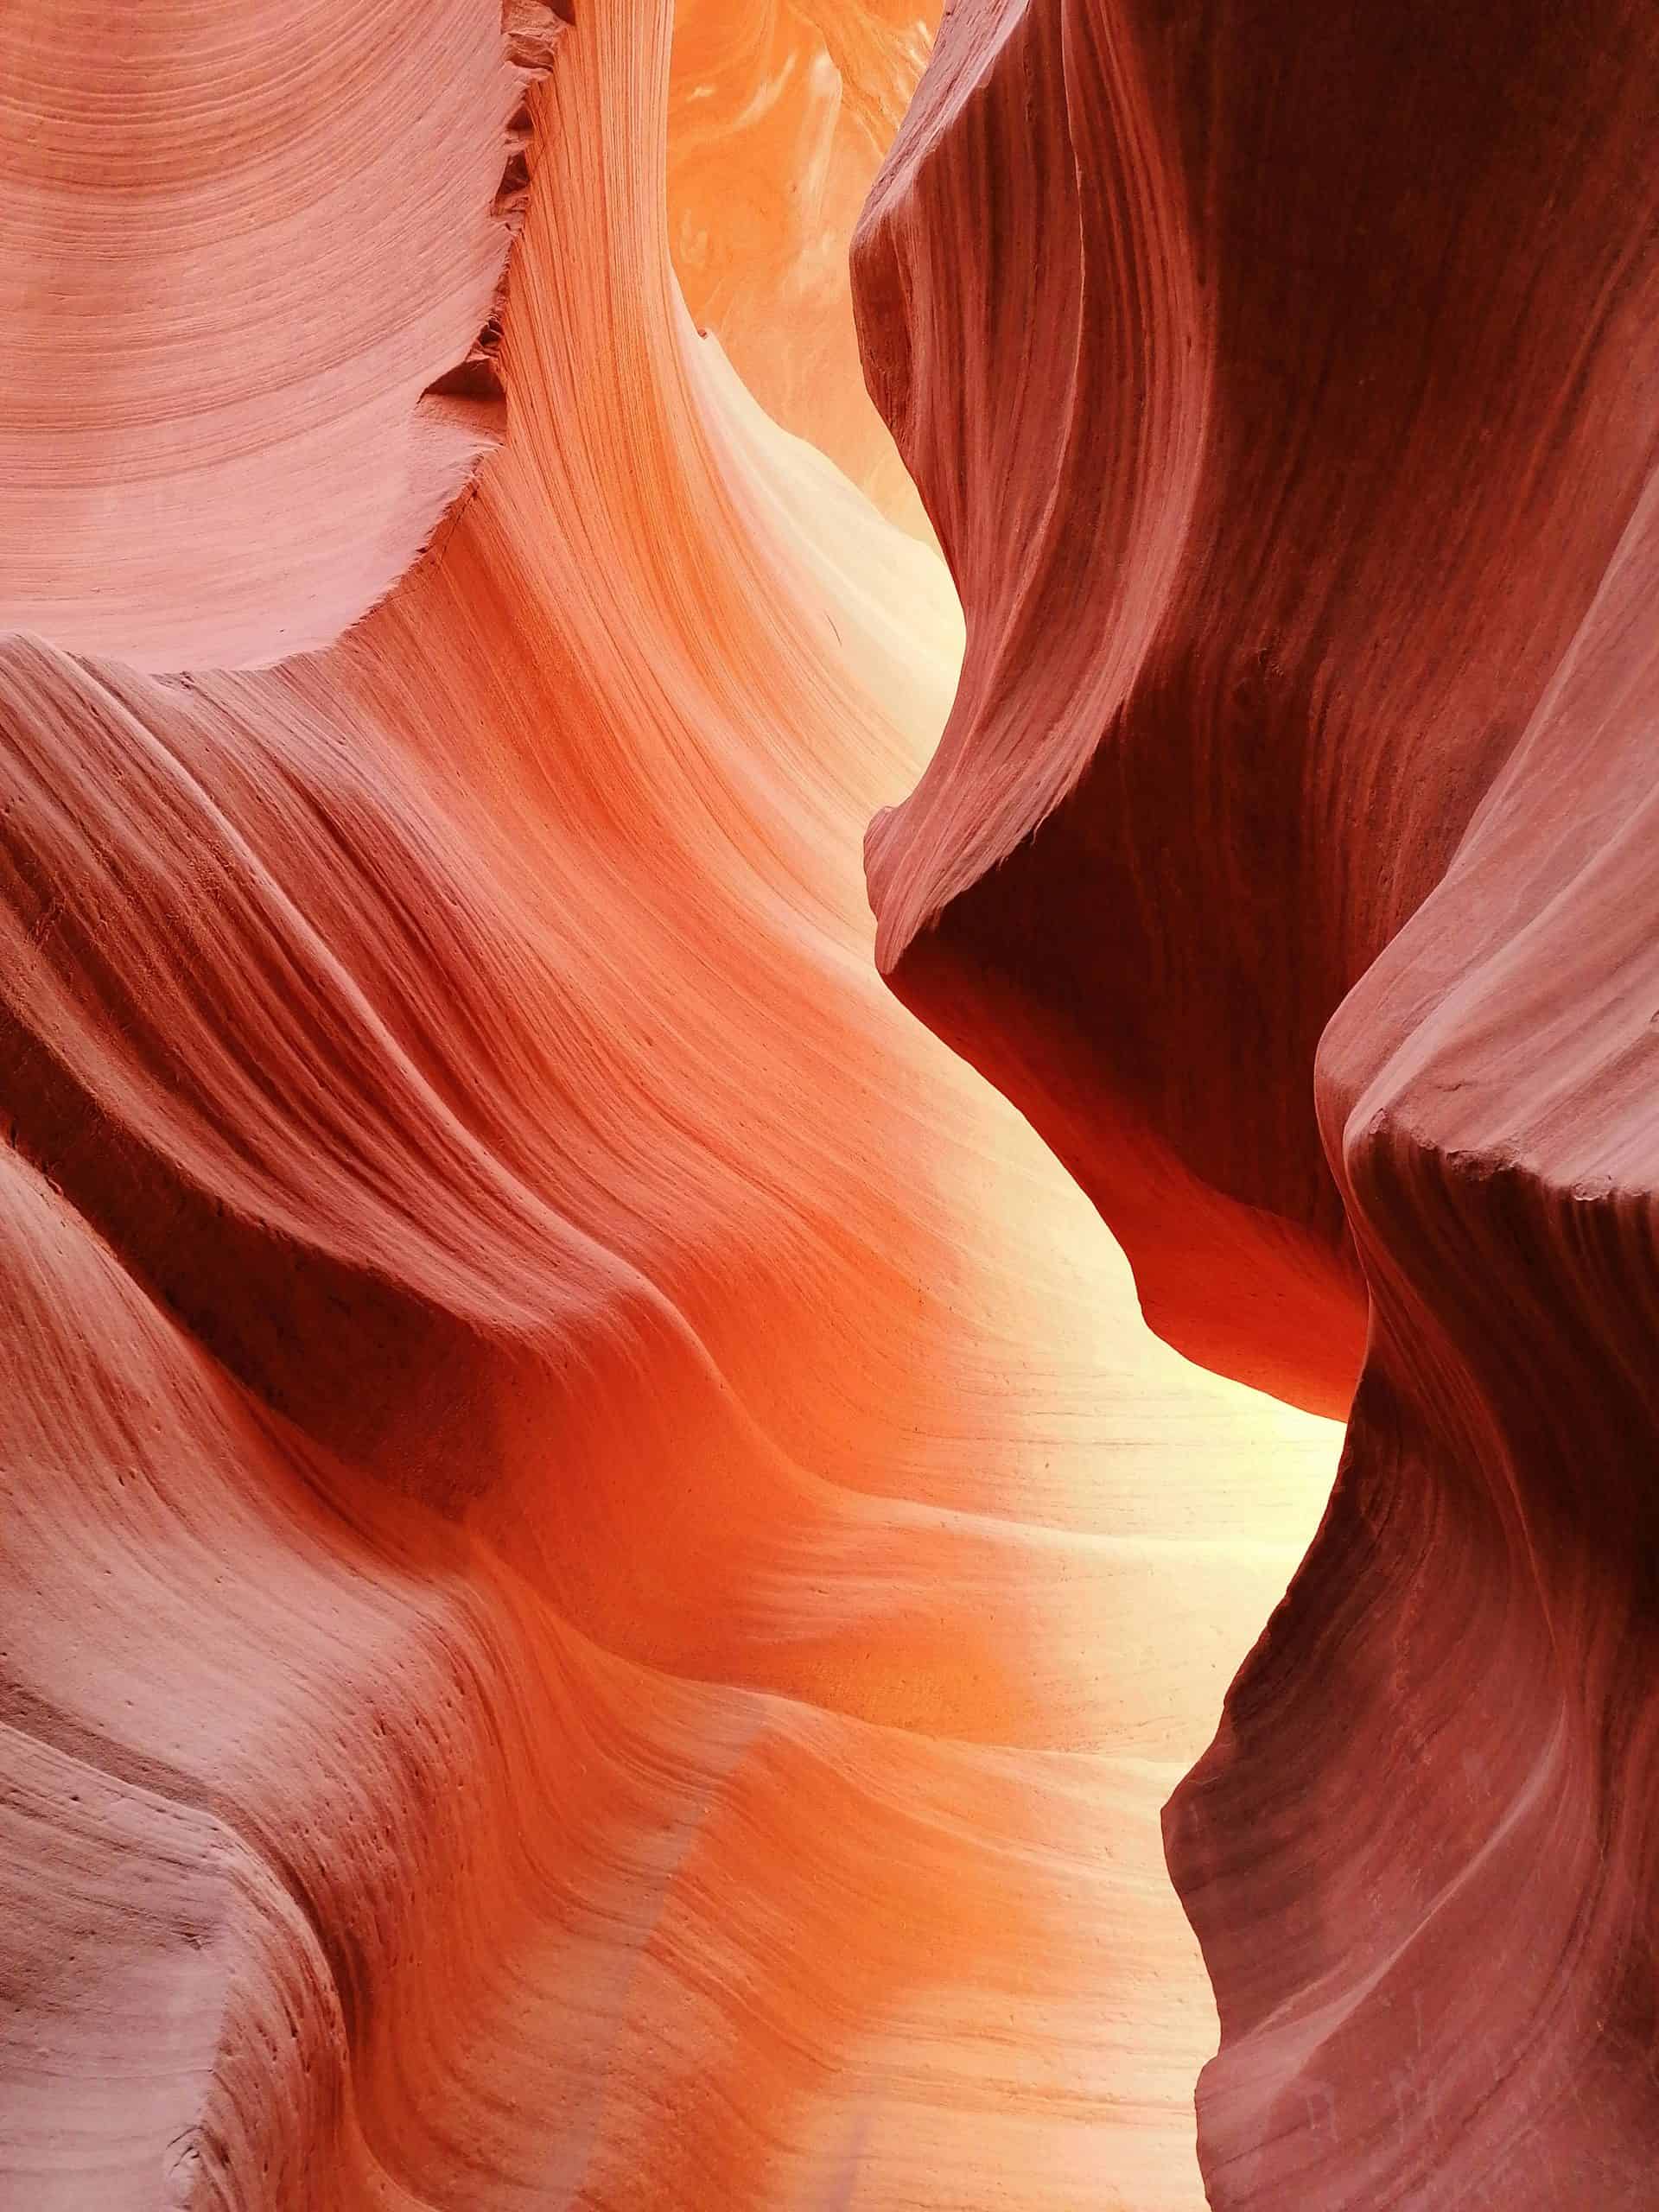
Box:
(0, 3, 1337, 2203)
(0, 0, 565, 668)
(854, 0, 1659, 2201)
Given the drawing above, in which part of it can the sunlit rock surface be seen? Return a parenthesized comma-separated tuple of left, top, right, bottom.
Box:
(0, 2, 1336, 2206)
(668, 0, 937, 537)
(855, 0, 1659, 2202)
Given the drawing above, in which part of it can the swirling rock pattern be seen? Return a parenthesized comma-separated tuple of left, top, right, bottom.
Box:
(855, 0, 1659, 2202)
(0, 1, 1337, 2206)
(0, 0, 563, 669)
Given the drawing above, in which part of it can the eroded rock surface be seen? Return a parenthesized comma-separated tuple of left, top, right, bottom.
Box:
(0, 2, 1337, 2205)
(854, 0, 1659, 2202)
(0, 1, 566, 668)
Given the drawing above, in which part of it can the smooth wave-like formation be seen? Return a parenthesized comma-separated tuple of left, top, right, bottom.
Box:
(854, 0, 1659, 2202)
(0, 0, 565, 670)
(0, 2, 1338, 2205)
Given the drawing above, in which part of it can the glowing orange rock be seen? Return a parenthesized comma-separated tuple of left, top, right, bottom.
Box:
(668, 0, 938, 537)
(0, 2, 1334, 2206)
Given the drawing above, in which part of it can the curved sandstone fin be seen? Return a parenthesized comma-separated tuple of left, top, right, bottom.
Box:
(854, 0, 1659, 2200)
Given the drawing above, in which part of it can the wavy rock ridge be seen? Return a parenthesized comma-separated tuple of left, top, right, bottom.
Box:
(854, 0, 1659, 2203)
(0, 2, 1339, 2207)
(0, 1, 575, 671)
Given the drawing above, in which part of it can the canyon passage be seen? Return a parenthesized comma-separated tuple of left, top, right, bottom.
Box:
(2, 2, 1655, 2208)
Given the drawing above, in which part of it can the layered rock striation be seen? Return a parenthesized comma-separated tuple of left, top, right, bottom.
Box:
(0, 0, 569, 670)
(0, 2, 1338, 2206)
(854, 0, 1659, 2202)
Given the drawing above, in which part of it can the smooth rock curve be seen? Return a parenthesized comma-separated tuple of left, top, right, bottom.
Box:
(854, 0, 1659, 2202)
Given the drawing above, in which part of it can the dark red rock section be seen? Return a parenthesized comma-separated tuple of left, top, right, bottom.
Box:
(854, 0, 1659, 2200)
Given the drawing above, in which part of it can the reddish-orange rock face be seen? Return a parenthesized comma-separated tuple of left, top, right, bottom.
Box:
(0, 3, 1342, 2209)
(9, 0, 1650, 2200)
(668, 0, 938, 538)
(854, 0, 1659, 2202)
